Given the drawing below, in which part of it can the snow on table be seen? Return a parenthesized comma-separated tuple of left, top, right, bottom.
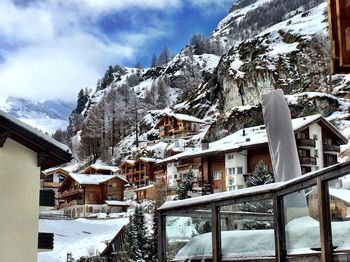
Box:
(38, 218, 128, 262)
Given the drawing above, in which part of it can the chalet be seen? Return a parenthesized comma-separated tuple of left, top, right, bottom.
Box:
(155, 113, 205, 139)
(135, 184, 157, 202)
(58, 173, 127, 218)
(41, 167, 69, 206)
(0, 109, 71, 261)
(158, 114, 347, 193)
(119, 157, 157, 188)
(83, 162, 120, 175)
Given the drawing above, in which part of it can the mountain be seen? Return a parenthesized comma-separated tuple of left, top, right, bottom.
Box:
(0, 96, 75, 134)
(65, 0, 350, 163)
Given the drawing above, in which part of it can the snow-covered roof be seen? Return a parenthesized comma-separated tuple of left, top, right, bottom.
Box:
(69, 173, 117, 185)
(0, 109, 70, 153)
(105, 200, 129, 206)
(158, 114, 344, 164)
(329, 188, 350, 204)
(89, 163, 120, 173)
(42, 166, 69, 175)
(134, 184, 155, 192)
(139, 157, 158, 163)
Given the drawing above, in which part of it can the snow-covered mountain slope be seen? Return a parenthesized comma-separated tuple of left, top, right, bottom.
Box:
(66, 0, 350, 163)
(0, 96, 75, 134)
(175, 2, 350, 142)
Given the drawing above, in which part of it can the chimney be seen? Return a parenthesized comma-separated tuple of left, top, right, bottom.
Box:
(243, 129, 246, 136)
(201, 139, 209, 150)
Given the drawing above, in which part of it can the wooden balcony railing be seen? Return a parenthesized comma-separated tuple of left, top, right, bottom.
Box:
(59, 188, 84, 198)
(296, 138, 316, 148)
(299, 156, 317, 166)
(324, 144, 340, 154)
(43, 181, 61, 188)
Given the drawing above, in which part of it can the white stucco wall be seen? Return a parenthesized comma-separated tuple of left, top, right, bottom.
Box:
(225, 151, 247, 190)
(308, 123, 324, 170)
(0, 138, 40, 262)
(167, 162, 178, 188)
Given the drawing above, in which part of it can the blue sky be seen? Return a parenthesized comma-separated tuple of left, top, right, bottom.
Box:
(0, 0, 234, 103)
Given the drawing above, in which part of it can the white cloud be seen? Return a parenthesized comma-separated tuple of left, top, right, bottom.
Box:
(0, 0, 172, 102)
(0, 33, 135, 101)
(188, 0, 234, 14)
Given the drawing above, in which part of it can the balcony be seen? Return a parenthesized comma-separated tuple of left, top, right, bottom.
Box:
(296, 138, 316, 148)
(324, 144, 340, 155)
(299, 156, 317, 166)
(43, 181, 61, 188)
(59, 188, 84, 198)
(57, 199, 84, 209)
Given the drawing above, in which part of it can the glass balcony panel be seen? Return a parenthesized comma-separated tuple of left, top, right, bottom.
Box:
(219, 199, 275, 259)
(165, 209, 212, 261)
(284, 186, 320, 255)
(327, 175, 350, 253)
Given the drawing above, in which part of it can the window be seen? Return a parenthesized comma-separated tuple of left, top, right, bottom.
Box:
(314, 149, 319, 158)
(313, 134, 318, 140)
(237, 185, 244, 189)
(213, 171, 222, 180)
(237, 167, 243, 174)
(227, 154, 234, 160)
(112, 183, 117, 188)
(227, 186, 235, 191)
(174, 174, 178, 179)
(227, 168, 235, 176)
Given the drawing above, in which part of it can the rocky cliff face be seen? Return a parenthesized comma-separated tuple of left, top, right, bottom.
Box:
(175, 2, 350, 142)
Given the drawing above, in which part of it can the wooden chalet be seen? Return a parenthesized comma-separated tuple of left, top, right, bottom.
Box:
(135, 184, 157, 202)
(58, 173, 127, 217)
(155, 113, 204, 138)
(0, 109, 71, 261)
(119, 157, 157, 188)
(158, 115, 347, 193)
(41, 167, 69, 206)
(328, 0, 350, 73)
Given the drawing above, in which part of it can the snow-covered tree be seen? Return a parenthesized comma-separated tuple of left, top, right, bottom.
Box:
(247, 160, 274, 187)
(175, 170, 196, 200)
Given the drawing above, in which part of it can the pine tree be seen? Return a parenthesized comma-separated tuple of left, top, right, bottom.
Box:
(247, 160, 274, 187)
(144, 208, 158, 261)
(150, 53, 158, 68)
(133, 205, 147, 259)
(175, 170, 196, 200)
(158, 47, 171, 66)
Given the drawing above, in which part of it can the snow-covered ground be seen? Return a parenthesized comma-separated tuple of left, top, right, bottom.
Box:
(38, 218, 128, 262)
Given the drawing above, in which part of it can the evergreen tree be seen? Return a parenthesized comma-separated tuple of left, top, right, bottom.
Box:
(175, 170, 196, 200)
(158, 47, 171, 66)
(144, 208, 158, 261)
(247, 160, 274, 187)
(150, 53, 158, 68)
(134, 205, 147, 259)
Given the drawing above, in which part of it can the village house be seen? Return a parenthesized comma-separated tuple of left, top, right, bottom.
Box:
(58, 173, 127, 218)
(119, 157, 158, 188)
(157, 114, 347, 193)
(155, 113, 205, 139)
(41, 167, 70, 206)
(0, 109, 71, 261)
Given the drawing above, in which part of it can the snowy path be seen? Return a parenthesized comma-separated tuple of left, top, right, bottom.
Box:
(38, 218, 128, 262)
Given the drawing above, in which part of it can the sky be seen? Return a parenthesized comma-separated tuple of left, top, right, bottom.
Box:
(0, 0, 234, 104)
